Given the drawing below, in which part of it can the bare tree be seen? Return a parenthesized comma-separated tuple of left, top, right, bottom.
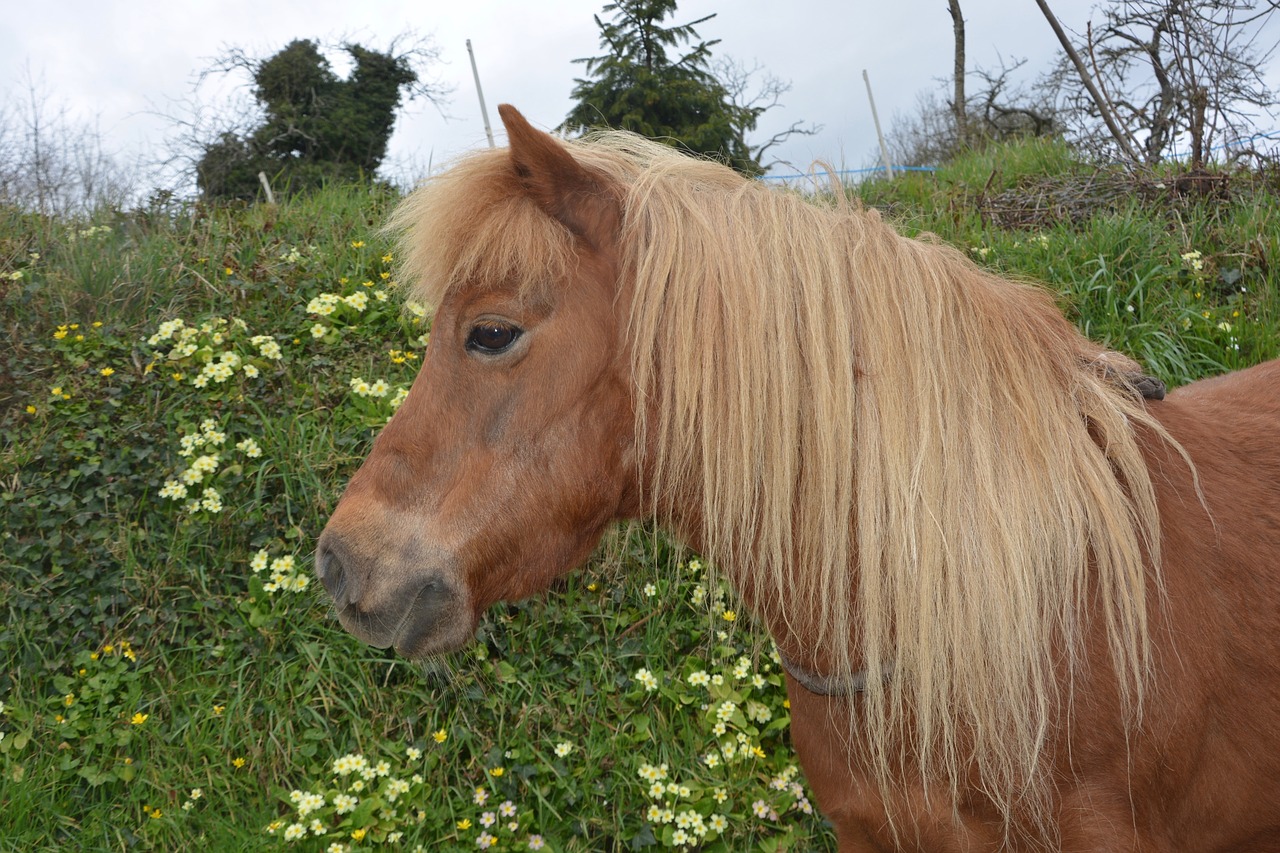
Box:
(711, 56, 821, 171)
(885, 56, 1059, 166)
(1039, 0, 1280, 166)
(0, 67, 137, 214)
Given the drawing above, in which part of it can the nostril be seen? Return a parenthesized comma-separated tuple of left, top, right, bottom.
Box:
(315, 540, 350, 604)
(316, 544, 335, 580)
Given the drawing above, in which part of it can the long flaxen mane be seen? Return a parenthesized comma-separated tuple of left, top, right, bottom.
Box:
(389, 132, 1170, 825)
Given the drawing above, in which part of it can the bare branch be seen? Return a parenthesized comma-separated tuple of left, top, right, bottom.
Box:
(1035, 0, 1145, 162)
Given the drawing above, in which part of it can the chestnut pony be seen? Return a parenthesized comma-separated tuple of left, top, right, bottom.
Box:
(317, 105, 1280, 851)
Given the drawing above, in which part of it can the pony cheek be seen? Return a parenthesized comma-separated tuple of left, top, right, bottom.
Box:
(467, 520, 606, 608)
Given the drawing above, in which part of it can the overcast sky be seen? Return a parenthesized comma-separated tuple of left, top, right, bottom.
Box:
(3, 1, 1274, 190)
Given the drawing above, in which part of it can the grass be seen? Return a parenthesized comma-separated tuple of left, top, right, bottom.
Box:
(1, 144, 1278, 851)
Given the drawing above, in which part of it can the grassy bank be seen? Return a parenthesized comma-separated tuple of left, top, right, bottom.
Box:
(1, 141, 1276, 851)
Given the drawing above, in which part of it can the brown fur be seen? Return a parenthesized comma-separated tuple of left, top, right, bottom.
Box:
(317, 105, 1280, 850)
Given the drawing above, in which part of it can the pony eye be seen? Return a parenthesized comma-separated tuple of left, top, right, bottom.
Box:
(467, 322, 521, 353)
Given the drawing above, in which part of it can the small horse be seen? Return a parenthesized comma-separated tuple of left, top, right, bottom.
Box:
(317, 105, 1280, 851)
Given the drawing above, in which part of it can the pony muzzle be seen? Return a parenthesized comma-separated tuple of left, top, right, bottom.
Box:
(315, 529, 475, 658)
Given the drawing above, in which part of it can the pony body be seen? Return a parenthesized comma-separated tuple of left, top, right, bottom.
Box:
(317, 105, 1280, 851)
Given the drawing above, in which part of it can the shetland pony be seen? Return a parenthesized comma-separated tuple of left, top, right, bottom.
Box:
(317, 105, 1280, 851)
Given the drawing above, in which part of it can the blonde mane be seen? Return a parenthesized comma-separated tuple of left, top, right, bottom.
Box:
(390, 133, 1168, 828)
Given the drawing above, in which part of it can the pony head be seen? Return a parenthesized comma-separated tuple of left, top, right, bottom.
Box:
(315, 106, 640, 658)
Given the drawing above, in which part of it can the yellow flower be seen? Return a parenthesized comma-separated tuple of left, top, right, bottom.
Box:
(587, 582, 598, 591)
(225, 267, 234, 275)
(100, 367, 115, 377)
(53, 330, 68, 340)
(92, 321, 102, 328)
(721, 610, 737, 622)
(432, 729, 447, 743)
(25, 405, 36, 414)
(148, 807, 162, 819)
(351, 828, 366, 841)
(381, 253, 393, 263)
(64, 694, 75, 707)
(232, 756, 246, 768)
(131, 713, 148, 725)
(351, 240, 365, 248)
(457, 819, 472, 830)
(489, 767, 504, 777)
(213, 704, 225, 716)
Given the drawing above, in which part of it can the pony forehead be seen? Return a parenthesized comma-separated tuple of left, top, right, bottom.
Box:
(387, 132, 759, 309)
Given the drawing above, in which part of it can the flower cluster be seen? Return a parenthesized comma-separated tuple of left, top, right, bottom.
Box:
(43, 640, 150, 788)
(620, 561, 818, 848)
(147, 317, 278, 388)
(250, 550, 309, 594)
(157, 419, 261, 513)
(347, 375, 410, 422)
(268, 742, 551, 850)
(349, 376, 392, 398)
(309, 289, 385, 316)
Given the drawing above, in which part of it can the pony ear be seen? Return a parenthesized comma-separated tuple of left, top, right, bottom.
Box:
(498, 104, 619, 249)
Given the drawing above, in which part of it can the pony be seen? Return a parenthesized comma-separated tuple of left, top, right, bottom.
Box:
(316, 105, 1280, 851)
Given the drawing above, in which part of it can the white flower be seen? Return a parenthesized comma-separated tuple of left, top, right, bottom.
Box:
(307, 294, 341, 316)
(159, 480, 188, 500)
(200, 487, 223, 513)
